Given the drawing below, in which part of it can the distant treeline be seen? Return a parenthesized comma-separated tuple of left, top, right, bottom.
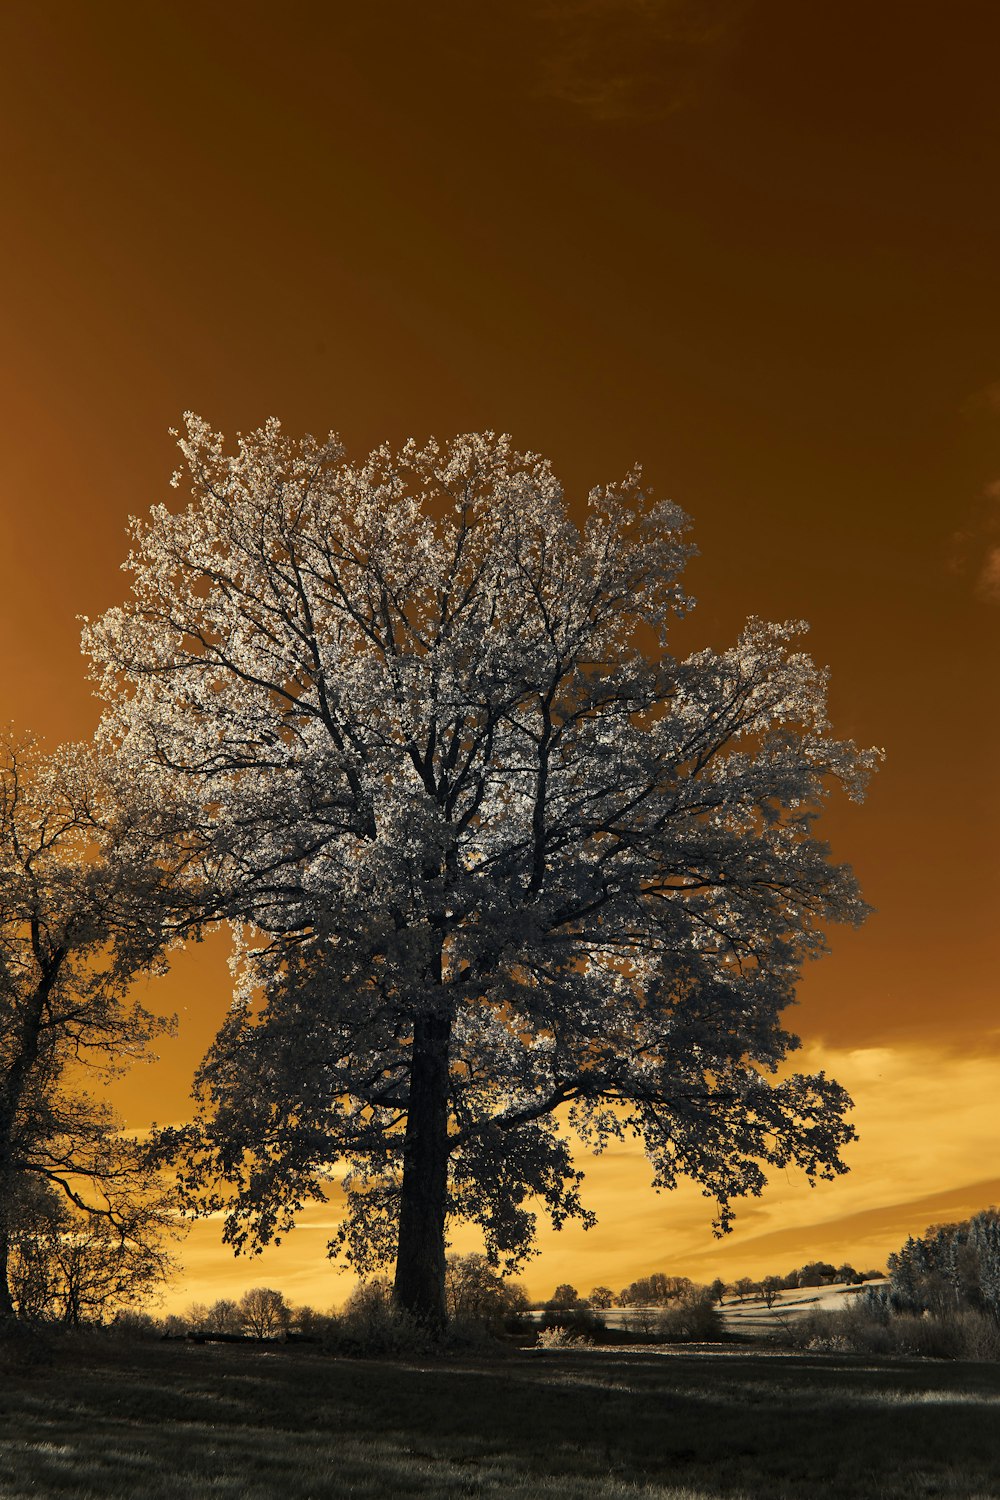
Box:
(786, 1209, 1000, 1361)
(538, 1261, 886, 1313)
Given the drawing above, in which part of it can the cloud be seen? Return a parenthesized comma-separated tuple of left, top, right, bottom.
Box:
(705, 1176, 1000, 1266)
(520, 1039, 1000, 1293)
(975, 544, 1000, 600)
(971, 380, 1000, 414)
(530, 0, 748, 122)
(949, 470, 1000, 601)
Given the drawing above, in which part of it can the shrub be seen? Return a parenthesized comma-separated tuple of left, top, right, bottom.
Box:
(321, 1278, 509, 1357)
(619, 1289, 722, 1342)
(784, 1304, 1000, 1360)
(955, 1309, 1000, 1361)
(656, 1290, 724, 1341)
(621, 1306, 661, 1336)
(320, 1279, 429, 1357)
(538, 1303, 606, 1340)
(536, 1324, 592, 1349)
(109, 1310, 159, 1340)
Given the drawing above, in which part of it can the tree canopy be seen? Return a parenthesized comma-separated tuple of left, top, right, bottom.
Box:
(84, 417, 879, 1324)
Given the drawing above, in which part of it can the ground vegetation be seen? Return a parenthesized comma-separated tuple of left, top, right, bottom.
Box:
(1, 1334, 997, 1499)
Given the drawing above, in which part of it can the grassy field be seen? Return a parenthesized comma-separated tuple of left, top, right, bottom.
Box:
(715, 1281, 885, 1341)
(1, 1334, 998, 1500)
(589, 1280, 884, 1342)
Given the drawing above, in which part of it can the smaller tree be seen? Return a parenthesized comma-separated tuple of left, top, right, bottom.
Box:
(618, 1273, 695, 1307)
(732, 1277, 758, 1303)
(290, 1303, 330, 1337)
(655, 1285, 723, 1341)
(204, 1298, 243, 1334)
(623, 1304, 660, 1335)
(589, 1285, 615, 1310)
(760, 1275, 782, 1310)
(549, 1283, 581, 1310)
(707, 1277, 727, 1306)
(0, 737, 187, 1323)
(6, 1179, 62, 1320)
(8, 1148, 177, 1326)
(341, 1278, 393, 1319)
(797, 1261, 836, 1287)
(445, 1253, 528, 1324)
(238, 1286, 290, 1339)
(969, 1213, 1000, 1315)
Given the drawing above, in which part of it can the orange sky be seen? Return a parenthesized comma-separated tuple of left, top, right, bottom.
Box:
(1, 1, 997, 1312)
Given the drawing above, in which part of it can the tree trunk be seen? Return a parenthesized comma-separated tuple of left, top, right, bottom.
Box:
(393, 1011, 451, 1328)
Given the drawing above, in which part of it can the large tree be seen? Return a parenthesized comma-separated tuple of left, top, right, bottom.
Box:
(85, 417, 879, 1327)
(0, 738, 183, 1322)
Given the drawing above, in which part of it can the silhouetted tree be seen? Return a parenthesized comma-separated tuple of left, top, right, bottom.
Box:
(619, 1273, 693, 1307)
(589, 1285, 615, 1309)
(0, 738, 183, 1324)
(760, 1275, 782, 1309)
(445, 1252, 528, 1324)
(796, 1261, 837, 1288)
(970, 1213, 1000, 1314)
(86, 419, 878, 1327)
(290, 1303, 330, 1337)
(8, 1175, 175, 1326)
(238, 1286, 290, 1338)
(203, 1297, 243, 1334)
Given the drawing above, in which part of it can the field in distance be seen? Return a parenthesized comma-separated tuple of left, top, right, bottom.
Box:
(717, 1280, 889, 1340)
(560, 1281, 888, 1339)
(1, 1329, 998, 1500)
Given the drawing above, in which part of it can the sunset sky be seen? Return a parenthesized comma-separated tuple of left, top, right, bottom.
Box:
(1, 1, 997, 1313)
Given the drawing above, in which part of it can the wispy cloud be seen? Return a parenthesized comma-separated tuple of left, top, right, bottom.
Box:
(952, 389, 1000, 598)
(975, 544, 1000, 601)
(972, 380, 1000, 415)
(969, 478, 1000, 598)
(523, 1039, 1000, 1292)
(531, 0, 748, 122)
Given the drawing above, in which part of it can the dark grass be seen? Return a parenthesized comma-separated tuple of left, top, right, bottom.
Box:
(1, 1334, 999, 1498)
